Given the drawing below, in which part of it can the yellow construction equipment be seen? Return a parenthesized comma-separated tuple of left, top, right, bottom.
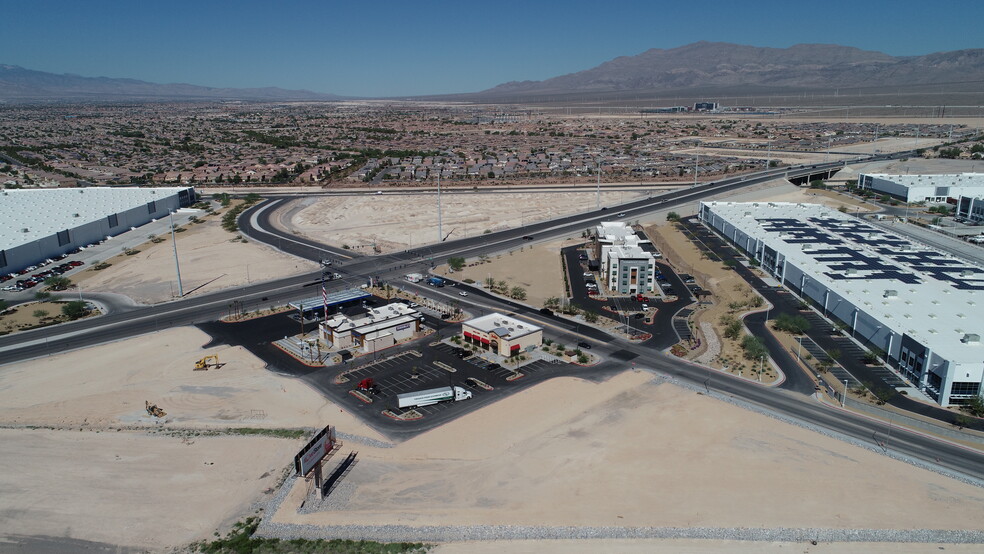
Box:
(194, 355, 220, 371)
(145, 400, 166, 418)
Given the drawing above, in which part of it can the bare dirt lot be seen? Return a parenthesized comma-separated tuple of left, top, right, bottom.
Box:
(271, 371, 984, 534)
(74, 204, 319, 305)
(282, 190, 650, 255)
(0, 327, 380, 550)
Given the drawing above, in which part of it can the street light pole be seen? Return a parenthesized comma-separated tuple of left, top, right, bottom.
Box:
(843, 379, 848, 407)
(169, 211, 184, 297)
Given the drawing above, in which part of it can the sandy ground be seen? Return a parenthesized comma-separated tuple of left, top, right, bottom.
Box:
(282, 190, 650, 254)
(0, 429, 291, 549)
(438, 237, 578, 308)
(0, 327, 381, 549)
(432, 539, 984, 553)
(272, 371, 984, 532)
(74, 207, 319, 305)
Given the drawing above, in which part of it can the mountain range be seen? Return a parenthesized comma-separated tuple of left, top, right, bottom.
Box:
(477, 42, 984, 97)
(0, 64, 343, 102)
(3, 42, 984, 103)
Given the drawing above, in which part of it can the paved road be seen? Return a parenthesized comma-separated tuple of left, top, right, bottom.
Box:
(8, 150, 981, 480)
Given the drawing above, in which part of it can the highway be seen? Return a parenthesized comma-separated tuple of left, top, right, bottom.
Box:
(3, 151, 982, 482)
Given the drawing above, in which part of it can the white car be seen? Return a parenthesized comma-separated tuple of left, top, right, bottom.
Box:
(617, 212, 627, 217)
(459, 291, 468, 297)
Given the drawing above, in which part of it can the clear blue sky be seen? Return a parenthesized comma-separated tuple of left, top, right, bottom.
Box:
(3, 0, 981, 97)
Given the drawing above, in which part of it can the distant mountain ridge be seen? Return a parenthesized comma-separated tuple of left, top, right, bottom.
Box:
(480, 41, 984, 96)
(0, 64, 344, 102)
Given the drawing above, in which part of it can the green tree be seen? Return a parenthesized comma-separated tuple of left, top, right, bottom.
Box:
(0, 299, 7, 312)
(34, 290, 51, 302)
(724, 319, 743, 340)
(773, 313, 810, 334)
(666, 211, 680, 222)
(43, 275, 71, 291)
(61, 300, 89, 320)
(447, 256, 466, 271)
(962, 395, 984, 418)
(543, 296, 561, 309)
(740, 334, 768, 360)
(484, 275, 496, 288)
(510, 286, 527, 300)
(584, 310, 599, 323)
(32, 309, 49, 319)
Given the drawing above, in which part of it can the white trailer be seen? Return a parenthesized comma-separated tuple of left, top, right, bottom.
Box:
(396, 386, 472, 409)
(405, 273, 424, 283)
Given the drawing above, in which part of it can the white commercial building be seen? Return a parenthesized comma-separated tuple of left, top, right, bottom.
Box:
(699, 201, 984, 407)
(320, 302, 423, 353)
(858, 173, 984, 203)
(956, 195, 984, 224)
(594, 221, 658, 295)
(0, 186, 196, 273)
(462, 313, 542, 357)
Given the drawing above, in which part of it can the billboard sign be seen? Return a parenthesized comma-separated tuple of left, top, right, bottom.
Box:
(294, 425, 335, 476)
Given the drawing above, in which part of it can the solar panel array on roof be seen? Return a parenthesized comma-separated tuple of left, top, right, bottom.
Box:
(754, 215, 984, 291)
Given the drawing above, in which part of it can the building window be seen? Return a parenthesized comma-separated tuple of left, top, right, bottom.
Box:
(950, 382, 981, 396)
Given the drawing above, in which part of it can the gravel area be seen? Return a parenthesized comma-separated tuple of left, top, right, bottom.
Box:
(693, 321, 721, 365)
(255, 521, 984, 544)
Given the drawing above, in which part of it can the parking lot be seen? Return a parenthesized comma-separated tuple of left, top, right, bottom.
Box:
(334, 340, 574, 422)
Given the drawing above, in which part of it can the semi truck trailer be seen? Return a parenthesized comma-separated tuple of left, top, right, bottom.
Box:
(396, 386, 472, 409)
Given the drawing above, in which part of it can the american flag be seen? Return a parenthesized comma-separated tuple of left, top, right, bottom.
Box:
(322, 279, 328, 319)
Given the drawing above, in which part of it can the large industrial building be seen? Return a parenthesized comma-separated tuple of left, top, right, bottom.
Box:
(0, 186, 196, 273)
(594, 221, 659, 295)
(461, 313, 542, 357)
(699, 201, 984, 407)
(858, 173, 984, 203)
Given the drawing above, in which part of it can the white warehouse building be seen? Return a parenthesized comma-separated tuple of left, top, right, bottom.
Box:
(858, 173, 984, 203)
(699, 201, 984, 407)
(0, 186, 196, 274)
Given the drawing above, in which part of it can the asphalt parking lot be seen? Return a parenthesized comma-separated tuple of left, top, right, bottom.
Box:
(198, 299, 625, 440)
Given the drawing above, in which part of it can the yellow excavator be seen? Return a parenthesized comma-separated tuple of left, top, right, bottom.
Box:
(194, 355, 220, 371)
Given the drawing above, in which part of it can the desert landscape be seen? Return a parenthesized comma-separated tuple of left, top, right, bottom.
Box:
(3, 171, 983, 551)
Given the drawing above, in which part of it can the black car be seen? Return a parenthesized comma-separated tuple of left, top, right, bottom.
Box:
(577, 341, 592, 350)
(539, 308, 554, 316)
(486, 363, 501, 371)
(522, 235, 534, 241)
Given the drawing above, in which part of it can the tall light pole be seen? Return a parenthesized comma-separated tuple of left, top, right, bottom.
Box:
(595, 160, 601, 210)
(842, 380, 848, 407)
(437, 172, 443, 244)
(168, 211, 184, 297)
(694, 153, 699, 187)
